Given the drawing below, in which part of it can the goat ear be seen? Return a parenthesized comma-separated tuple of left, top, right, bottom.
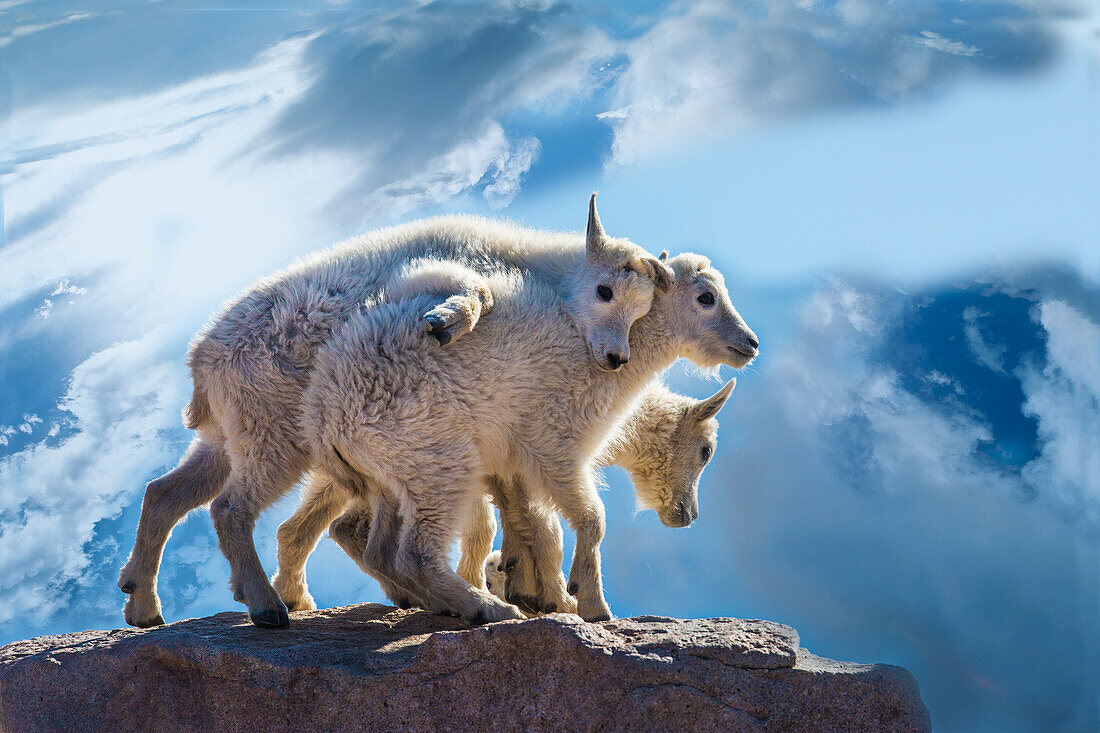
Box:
(641, 256, 674, 293)
(694, 378, 736, 421)
(586, 192, 606, 258)
(659, 250, 669, 261)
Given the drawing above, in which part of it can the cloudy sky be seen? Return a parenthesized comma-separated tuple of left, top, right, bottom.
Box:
(2, 2, 1099, 730)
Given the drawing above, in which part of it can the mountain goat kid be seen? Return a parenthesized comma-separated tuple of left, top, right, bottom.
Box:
(301, 249, 757, 623)
(118, 195, 670, 629)
(272, 379, 735, 615)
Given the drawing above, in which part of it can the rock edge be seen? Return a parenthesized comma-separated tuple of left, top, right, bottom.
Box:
(0, 604, 930, 732)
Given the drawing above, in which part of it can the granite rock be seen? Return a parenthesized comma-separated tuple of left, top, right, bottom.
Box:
(0, 604, 930, 732)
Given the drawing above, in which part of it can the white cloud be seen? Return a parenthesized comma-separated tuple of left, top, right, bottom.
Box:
(0, 331, 187, 625)
(963, 306, 1008, 373)
(0, 10, 92, 48)
(1020, 299, 1100, 526)
(484, 135, 541, 209)
(601, 0, 1057, 164)
(914, 30, 980, 57)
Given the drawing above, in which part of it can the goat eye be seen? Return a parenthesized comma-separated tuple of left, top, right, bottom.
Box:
(700, 445, 712, 462)
(597, 285, 613, 302)
(698, 292, 715, 306)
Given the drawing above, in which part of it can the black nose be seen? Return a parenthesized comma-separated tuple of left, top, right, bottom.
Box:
(746, 334, 759, 350)
(606, 352, 627, 369)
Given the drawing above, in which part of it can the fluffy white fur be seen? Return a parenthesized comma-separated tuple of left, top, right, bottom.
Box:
(117, 196, 671, 629)
(275, 379, 737, 616)
(299, 251, 756, 623)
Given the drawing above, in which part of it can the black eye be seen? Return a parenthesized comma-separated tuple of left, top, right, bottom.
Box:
(486, 581, 493, 590)
(597, 285, 613, 302)
(700, 445, 712, 462)
(698, 292, 715, 306)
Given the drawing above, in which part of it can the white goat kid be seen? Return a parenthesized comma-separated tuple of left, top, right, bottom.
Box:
(495, 379, 736, 612)
(118, 196, 669, 629)
(302, 249, 757, 623)
(273, 379, 736, 616)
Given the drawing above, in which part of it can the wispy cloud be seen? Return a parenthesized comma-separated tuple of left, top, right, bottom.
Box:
(263, 2, 610, 216)
(599, 0, 1062, 163)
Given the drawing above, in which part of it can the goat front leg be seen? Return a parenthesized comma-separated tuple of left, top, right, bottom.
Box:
(531, 464, 611, 622)
(495, 476, 576, 615)
(383, 258, 494, 346)
(271, 471, 348, 612)
(422, 283, 493, 346)
(456, 494, 496, 591)
(487, 476, 540, 615)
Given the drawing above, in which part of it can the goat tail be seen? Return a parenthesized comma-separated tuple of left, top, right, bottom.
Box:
(183, 383, 213, 431)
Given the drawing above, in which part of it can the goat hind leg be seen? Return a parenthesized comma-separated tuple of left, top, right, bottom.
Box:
(356, 493, 427, 610)
(211, 463, 301, 629)
(119, 438, 228, 628)
(396, 479, 521, 625)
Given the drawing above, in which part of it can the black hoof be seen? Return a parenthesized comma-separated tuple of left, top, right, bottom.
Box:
(504, 557, 518, 573)
(543, 603, 557, 614)
(233, 586, 246, 603)
(119, 580, 136, 594)
(507, 593, 540, 615)
(431, 329, 453, 346)
(397, 597, 413, 610)
(469, 610, 489, 626)
(134, 614, 165, 628)
(250, 606, 290, 628)
(567, 582, 579, 596)
(585, 612, 612, 623)
(424, 312, 447, 330)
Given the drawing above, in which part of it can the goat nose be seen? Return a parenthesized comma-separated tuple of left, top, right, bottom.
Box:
(606, 352, 627, 369)
(746, 333, 759, 350)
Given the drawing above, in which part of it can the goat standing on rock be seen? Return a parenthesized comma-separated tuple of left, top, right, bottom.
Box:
(120, 195, 674, 628)
(273, 379, 736, 616)
(298, 247, 755, 623)
(118, 194, 757, 628)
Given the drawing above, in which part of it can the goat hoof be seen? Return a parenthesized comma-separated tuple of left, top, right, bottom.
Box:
(424, 312, 447, 330)
(470, 610, 489, 626)
(543, 603, 557, 613)
(507, 592, 540, 615)
(585, 612, 612, 623)
(233, 586, 247, 603)
(504, 557, 518, 573)
(250, 605, 290, 629)
(134, 613, 165, 628)
(119, 580, 137, 594)
(397, 597, 413, 610)
(567, 582, 579, 596)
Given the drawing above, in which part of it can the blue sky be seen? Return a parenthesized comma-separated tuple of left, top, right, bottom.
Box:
(2, 2, 1099, 731)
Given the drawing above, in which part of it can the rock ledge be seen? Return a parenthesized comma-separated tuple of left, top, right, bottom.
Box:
(0, 604, 930, 732)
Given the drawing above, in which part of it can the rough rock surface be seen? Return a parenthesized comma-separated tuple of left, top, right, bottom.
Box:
(0, 604, 930, 732)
